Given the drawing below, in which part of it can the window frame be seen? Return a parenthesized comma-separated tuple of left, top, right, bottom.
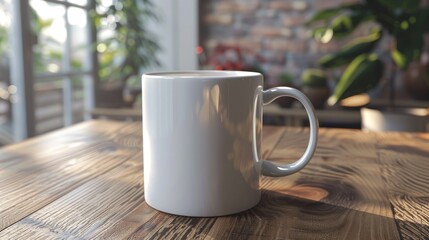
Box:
(9, 0, 96, 141)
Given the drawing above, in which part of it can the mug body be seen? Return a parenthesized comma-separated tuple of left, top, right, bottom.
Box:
(142, 71, 263, 217)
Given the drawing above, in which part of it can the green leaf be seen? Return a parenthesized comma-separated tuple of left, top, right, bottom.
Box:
(279, 72, 294, 84)
(328, 54, 384, 105)
(306, 8, 343, 25)
(306, 3, 365, 25)
(319, 29, 381, 68)
(330, 10, 373, 38)
(391, 50, 407, 69)
(301, 69, 327, 88)
(331, 15, 353, 37)
(312, 27, 334, 43)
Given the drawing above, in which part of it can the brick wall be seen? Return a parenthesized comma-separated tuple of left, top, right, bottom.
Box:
(199, 0, 361, 86)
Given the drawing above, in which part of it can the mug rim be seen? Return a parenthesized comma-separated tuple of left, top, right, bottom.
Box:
(142, 70, 262, 79)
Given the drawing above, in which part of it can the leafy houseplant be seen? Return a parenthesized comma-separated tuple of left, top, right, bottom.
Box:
(307, 0, 429, 106)
(300, 69, 329, 109)
(92, 0, 159, 107)
(275, 72, 296, 108)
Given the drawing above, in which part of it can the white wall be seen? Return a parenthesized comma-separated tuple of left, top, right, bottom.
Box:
(147, 0, 198, 72)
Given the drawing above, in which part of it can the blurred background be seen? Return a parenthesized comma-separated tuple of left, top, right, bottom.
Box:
(1, 0, 428, 146)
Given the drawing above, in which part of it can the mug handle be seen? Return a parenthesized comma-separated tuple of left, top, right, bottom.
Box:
(261, 87, 319, 177)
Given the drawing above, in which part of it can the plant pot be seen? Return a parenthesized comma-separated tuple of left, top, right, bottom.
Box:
(276, 97, 295, 108)
(123, 86, 141, 108)
(265, 83, 296, 108)
(302, 87, 329, 109)
(403, 62, 429, 100)
(96, 85, 125, 108)
(361, 107, 429, 132)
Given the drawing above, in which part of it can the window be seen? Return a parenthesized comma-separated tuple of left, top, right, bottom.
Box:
(0, 0, 13, 145)
(30, 0, 94, 134)
(0, 0, 197, 145)
(0, 0, 95, 144)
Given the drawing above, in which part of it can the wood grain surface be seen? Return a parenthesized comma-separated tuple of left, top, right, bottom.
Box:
(375, 132, 429, 239)
(0, 120, 428, 239)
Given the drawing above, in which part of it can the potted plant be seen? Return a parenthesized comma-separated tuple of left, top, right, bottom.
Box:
(92, 0, 159, 108)
(403, 55, 429, 100)
(307, 0, 429, 131)
(300, 69, 329, 109)
(271, 72, 296, 108)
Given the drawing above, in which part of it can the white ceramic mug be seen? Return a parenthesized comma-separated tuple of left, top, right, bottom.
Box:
(142, 71, 318, 217)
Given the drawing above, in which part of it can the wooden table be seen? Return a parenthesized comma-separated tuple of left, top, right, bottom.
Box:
(0, 120, 428, 239)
